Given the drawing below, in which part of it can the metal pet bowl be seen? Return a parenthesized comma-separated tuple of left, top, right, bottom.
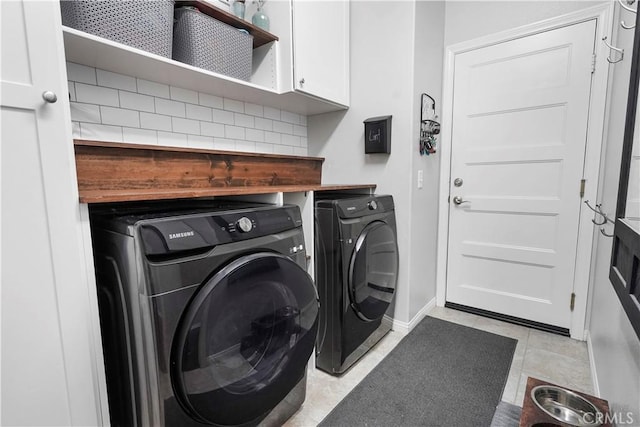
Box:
(531, 385, 603, 427)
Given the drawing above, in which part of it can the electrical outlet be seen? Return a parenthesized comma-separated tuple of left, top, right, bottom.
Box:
(417, 170, 423, 189)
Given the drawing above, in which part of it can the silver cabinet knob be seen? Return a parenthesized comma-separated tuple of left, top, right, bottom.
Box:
(42, 91, 58, 103)
(452, 196, 469, 205)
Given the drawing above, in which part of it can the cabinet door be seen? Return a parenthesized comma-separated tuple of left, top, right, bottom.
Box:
(1, 1, 103, 425)
(292, 0, 349, 106)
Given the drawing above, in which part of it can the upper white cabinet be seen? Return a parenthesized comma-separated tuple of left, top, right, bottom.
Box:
(291, 0, 350, 107)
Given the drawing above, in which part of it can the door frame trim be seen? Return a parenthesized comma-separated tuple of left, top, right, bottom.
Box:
(435, 3, 614, 340)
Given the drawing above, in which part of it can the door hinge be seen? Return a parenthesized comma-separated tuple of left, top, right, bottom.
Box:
(448, 195, 451, 203)
(570, 292, 576, 311)
(579, 179, 586, 198)
(591, 53, 596, 73)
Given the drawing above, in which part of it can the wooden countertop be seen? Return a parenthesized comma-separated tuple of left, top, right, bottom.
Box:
(74, 140, 375, 203)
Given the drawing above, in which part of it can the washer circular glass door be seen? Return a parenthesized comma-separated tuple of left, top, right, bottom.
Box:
(171, 252, 318, 426)
(348, 220, 399, 321)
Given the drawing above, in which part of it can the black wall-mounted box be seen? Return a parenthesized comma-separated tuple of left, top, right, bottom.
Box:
(363, 115, 392, 154)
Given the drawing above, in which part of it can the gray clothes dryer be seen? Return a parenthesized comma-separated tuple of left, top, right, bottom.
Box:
(90, 200, 319, 427)
(314, 194, 398, 375)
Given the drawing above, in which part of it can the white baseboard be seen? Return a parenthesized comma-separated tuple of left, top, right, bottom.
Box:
(586, 330, 601, 397)
(387, 297, 436, 335)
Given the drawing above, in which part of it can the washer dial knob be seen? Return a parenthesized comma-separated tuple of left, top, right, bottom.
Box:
(368, 200, 378, 210)
(236, 217, 253, 233)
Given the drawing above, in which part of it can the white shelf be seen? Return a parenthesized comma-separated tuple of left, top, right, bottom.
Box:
(62, 26, 348, 115)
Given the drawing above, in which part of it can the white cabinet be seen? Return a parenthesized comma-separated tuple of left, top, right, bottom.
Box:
(1, 1, 105, 425)
(291, 0, 350, 106)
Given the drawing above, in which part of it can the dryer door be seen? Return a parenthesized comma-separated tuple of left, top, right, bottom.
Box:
(348, 220, 399, 321)
(171, 252, 318, 426)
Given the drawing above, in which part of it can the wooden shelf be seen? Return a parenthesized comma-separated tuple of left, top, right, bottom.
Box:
(177, 0, 278, 49)
(74, 140, 375, 203)
(62, 27, 348, 115)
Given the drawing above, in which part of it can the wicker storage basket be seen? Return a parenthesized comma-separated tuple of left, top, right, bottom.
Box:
(60, 0, 174, 58)
(173, 7, 253, 81)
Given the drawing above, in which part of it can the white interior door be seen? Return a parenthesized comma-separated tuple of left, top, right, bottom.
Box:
(445, 20, 596, 329)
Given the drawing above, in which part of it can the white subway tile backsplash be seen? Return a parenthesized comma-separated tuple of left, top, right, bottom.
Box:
(281, 134, 301, 147)
(187, 134, 215, 149)
(273, 121, 294, 135)
(264, 131, 281, 144)
(186, 104, 212, 122)
(223, 98, 244, 113)
(273, 145, 294, 155)
(212, 109, 234, 125)
(75, 83, 119, 107)
(119, 91, 155, 113)
(172, 117, 200, 135)
(101, 106, 140, 128)
(72, 121, 81, 139)
(67, 65, 309, 155)
(255, 143, 274, 154)
(80, 123, 123, 142)
(199, 93, 223, 109)
(170, 86, 199, 104)
(235, 140, 256, 153)
(255, 117, 273, 131)
(158, 131, 188, 147)
(67, 62, 96, 85)
(213, 138, 236, 151)
(234, 113, 254, 128)
(281, 110, 300, 125)
(201, 122, 225, 138)
(225, 125, 245, 140)
(156, 98, 185, 117)
(140, 112, 172, 131)
(245, 129, 265, 142)
(70, 102, 101, 123)
(293, 125, 307, 137)
(244, 103, 264, 117)
(122, 127, 158, 145)
(137, 78, 170, 98)
(263, 106, 281, 120)
(68, 81, 76, 102)
(97, 70, 137, 92)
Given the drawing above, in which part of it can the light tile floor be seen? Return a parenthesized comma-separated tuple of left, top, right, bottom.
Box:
(284, 306, 594, 426)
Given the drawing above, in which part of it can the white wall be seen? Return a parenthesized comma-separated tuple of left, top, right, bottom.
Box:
(444, 1, 605, 47)
(587, 3, 640, 419)
(308, 0, 445, 325)
(408, 0, 445, 321)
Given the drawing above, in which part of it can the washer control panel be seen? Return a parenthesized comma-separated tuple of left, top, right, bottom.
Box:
(235, 216, 253, 233)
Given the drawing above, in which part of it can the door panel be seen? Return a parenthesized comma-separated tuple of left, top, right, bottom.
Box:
(348, 221, 398, 321)
(446, 20, 596, 329)
(172, 253, 318, 426)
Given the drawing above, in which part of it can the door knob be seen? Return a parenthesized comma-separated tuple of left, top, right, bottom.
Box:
(42, 91, 57, 103)
(453, 178, 463, 187)
(452, 196, 469, 205)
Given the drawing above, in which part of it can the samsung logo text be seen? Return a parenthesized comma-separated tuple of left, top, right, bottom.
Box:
(169, 231, 195, 240)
